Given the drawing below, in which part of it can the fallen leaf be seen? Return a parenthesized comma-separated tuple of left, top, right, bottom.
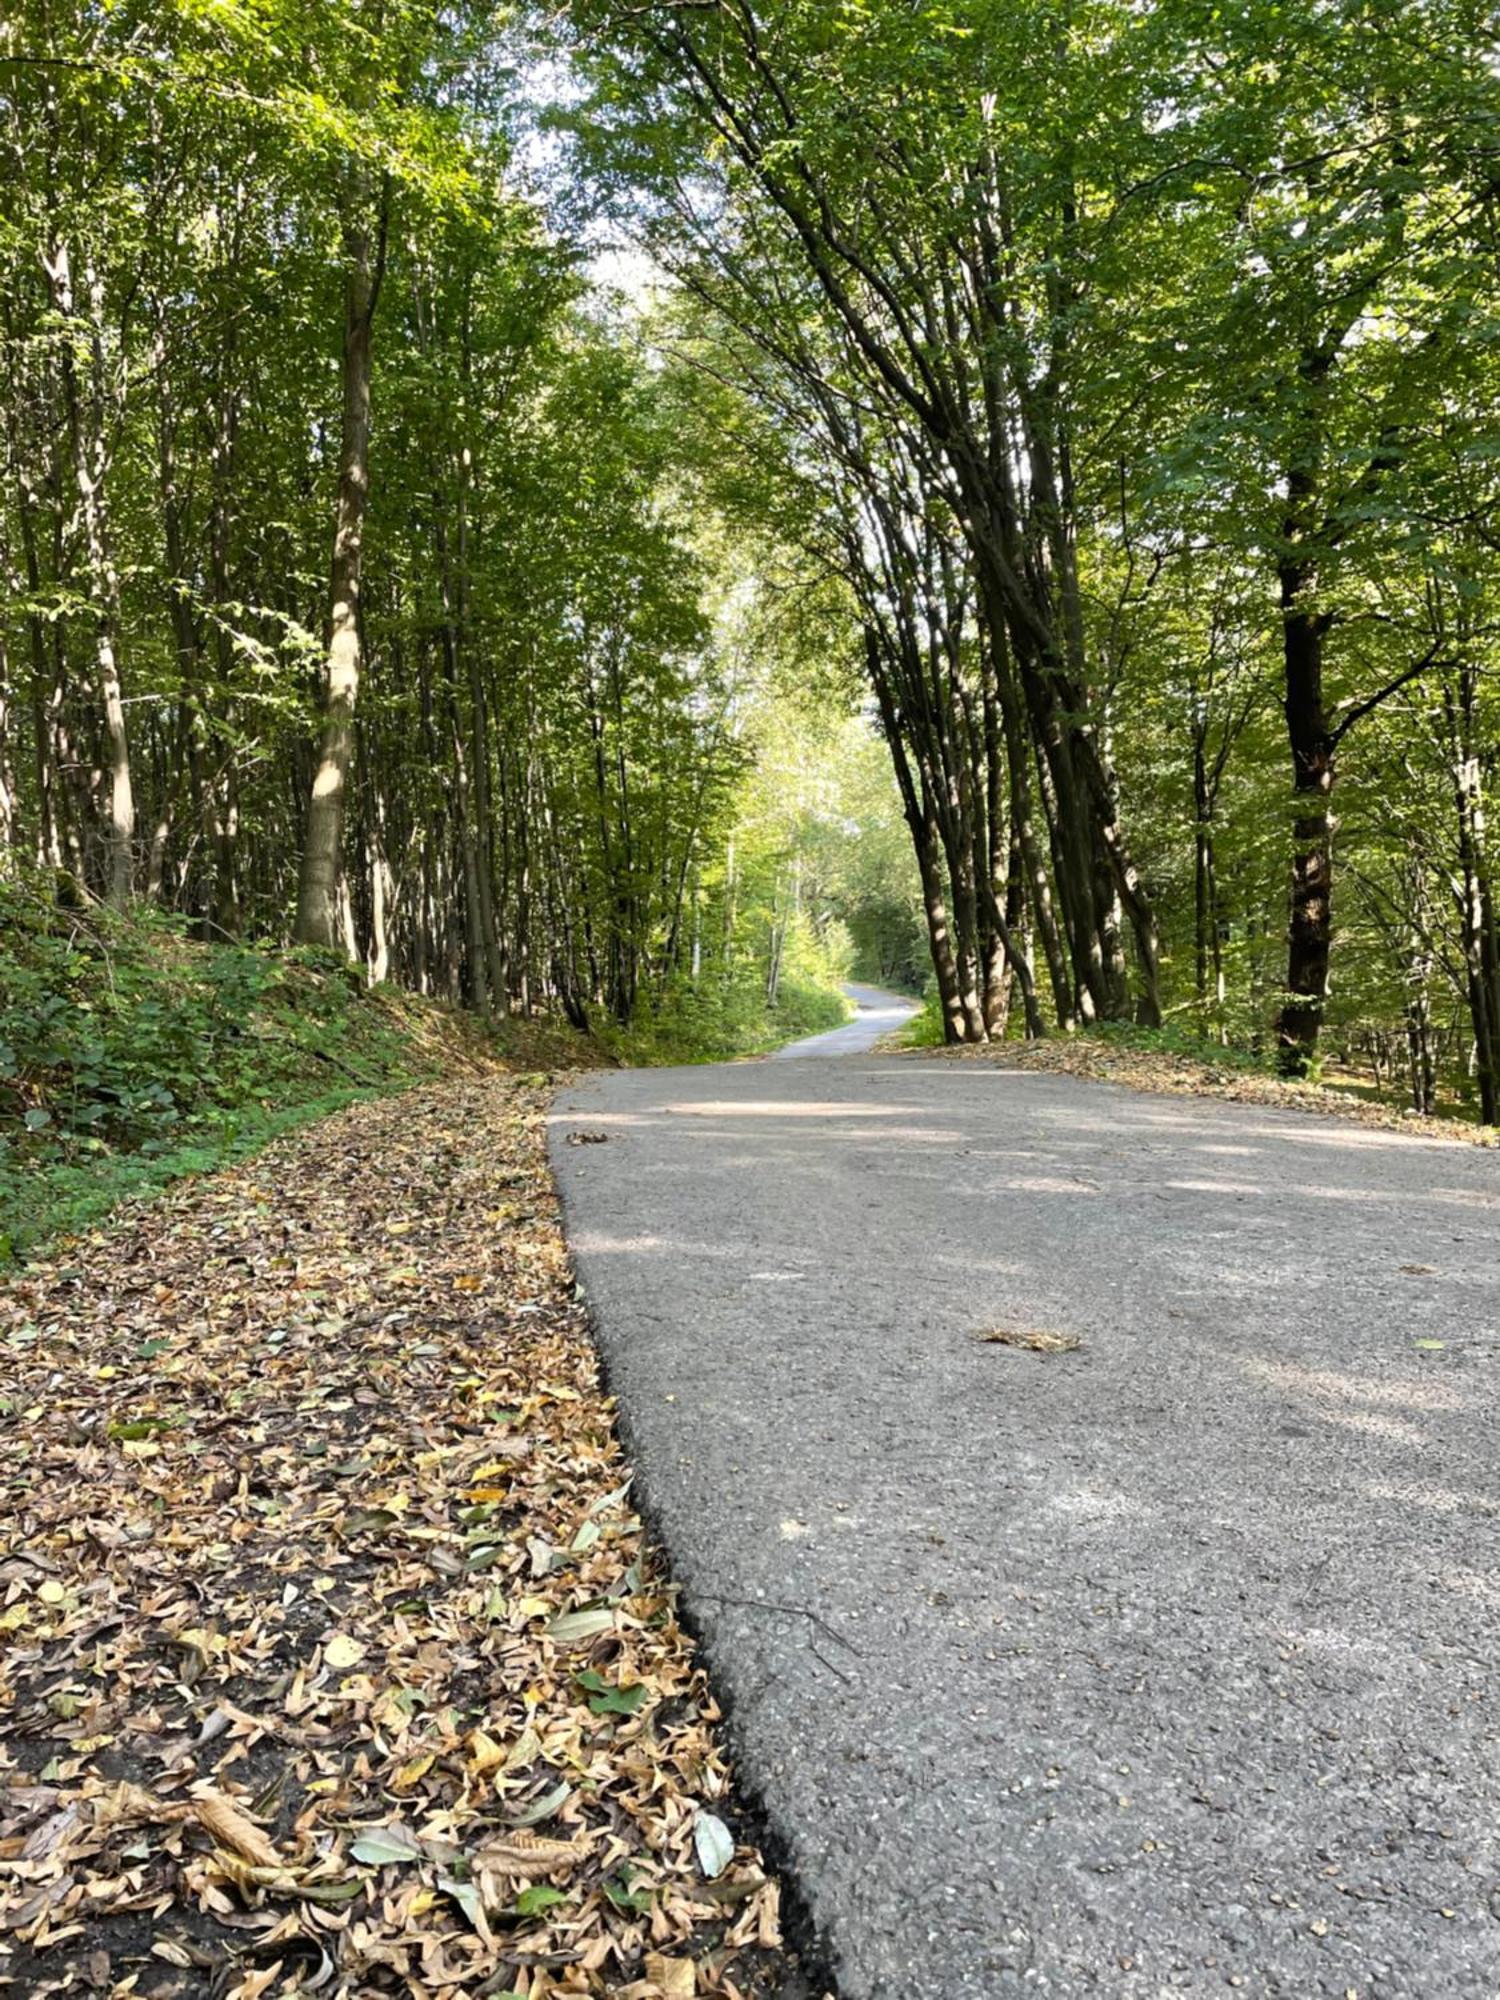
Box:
(468, 1728, 506, 1774)
(974, 1326, 1081, 1353)
(350, 1823, 425, 1867)
(190, 1786, 280, 1870)
(548, 1606, 617, 1643)
(694, 1810, 734, 1880)
(478, 1830, 589, 1877)
(645, 1953, 696, 1997)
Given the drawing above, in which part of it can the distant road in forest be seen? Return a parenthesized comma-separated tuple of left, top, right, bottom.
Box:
(771, 982, 919, 1059)
(551, 1051, 1500, 1999)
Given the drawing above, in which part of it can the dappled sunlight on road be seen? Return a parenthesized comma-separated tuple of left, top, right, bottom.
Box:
(668, 1098, 920, 1117)
(1239, 1357, 1467, 1412)
(551, 1044, 1500, 2000)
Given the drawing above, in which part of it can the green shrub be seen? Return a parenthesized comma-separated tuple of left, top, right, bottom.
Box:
(600, 968, 850, 1065)
(0, 876, 425, 1257)
(898, 992, 948, 1047)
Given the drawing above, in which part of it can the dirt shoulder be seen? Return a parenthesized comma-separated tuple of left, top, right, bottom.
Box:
(899, 1032, 1498, 1146)
(0, 1075, 805, 1999)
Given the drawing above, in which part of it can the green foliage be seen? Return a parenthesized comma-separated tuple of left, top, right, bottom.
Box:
(1088, 1021, 1276, 1077)
(0, 878, 431, 1257)
(898, 995, 949, 1050)
(603, 971, 849, 1067)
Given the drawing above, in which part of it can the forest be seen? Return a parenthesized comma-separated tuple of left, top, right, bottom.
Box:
(3, 8, 1499, 1996)
(2, 0, 1498, 1115)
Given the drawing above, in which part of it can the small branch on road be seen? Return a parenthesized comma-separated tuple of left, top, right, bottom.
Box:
(695, 1590, 865, 1659)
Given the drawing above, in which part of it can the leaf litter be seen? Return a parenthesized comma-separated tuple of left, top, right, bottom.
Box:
(0, 1076, 801, 1999)
(911, 1035, 1500, 1144)
(973, 1327, 1081, 1354)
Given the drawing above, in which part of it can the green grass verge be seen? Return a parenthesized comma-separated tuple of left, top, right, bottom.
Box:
(898, 993, 948, 1047)
(899, 996, 1283, 1065)
(0, 879, 504, 1261)
(0, 876, 852, 1256)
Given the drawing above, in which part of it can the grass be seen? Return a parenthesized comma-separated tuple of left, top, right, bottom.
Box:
(0, 878, 852, 1257)
(899, 992, 948, 1047)
(902, 995, 1279, 1069)
(0, 879, 530, 1260)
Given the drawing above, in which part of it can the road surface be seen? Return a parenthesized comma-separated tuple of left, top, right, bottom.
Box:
(548, 1052, 1500, 1998)
(771, 982, 919, 1059)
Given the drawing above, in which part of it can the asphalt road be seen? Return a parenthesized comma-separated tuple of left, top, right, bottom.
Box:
(771, 982, 920, 1059)
(548, 1053, 1500, 1998)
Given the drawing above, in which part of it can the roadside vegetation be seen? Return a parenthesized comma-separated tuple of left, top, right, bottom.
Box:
(0, 870, 854, 1261)
(905, 1013, 1500, 1145)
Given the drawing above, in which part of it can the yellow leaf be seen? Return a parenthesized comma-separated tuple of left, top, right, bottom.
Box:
(38, 1579, 67, 1605)
(324, 1633, 366, 1670)
(393, 1753, 435, 1791)
(515, 1597, 551, 1622)
(468, 1729, 506, 1774)
(467, 1485, 509, 1503)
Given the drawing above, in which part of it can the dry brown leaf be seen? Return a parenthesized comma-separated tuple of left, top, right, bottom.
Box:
(757, 1880, 783, 1950)
(476, 1830, 590, 1877)
(191, 1787, 281, 1870)
(467, 1728, 506, 1774)
(226, 1959, 285, 2000)
(975, 1326, 1081, 1353)
(644, 1953, 696, 1997)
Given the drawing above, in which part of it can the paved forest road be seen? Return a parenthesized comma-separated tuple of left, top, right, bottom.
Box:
(771, 981, 919, 1058)
(549, 1056, 1500, 1998)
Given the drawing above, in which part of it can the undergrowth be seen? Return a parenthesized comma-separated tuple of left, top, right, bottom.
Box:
(900, 993, 1278, 1069)
(598, 970, 850, 1065)
(0, 880, 850, 1255)
(0, 882, 495, 1258)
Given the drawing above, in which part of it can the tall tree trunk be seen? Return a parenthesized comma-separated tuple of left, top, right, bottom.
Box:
(1277, 564, 1335, 1072)
(1193, 723, 1223, 1036)
(43, 238, 134, 903)
(1448, 670, 1500, 1125)
(295, 183, 386, 948)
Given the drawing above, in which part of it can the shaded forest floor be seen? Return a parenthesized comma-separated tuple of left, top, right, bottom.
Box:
(909, 1030, 1498, 1145)
(0, 1073, 806, 2000)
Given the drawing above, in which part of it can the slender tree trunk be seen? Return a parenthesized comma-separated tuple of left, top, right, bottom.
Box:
(43, 238, 134, 903)
(1277, 565, 1335, 1072)
(0, 613, 14, 865)
(1448, 672, 1500, 1124)
(295, 184, 386, 948)
(1193, 725, 1220, 1033)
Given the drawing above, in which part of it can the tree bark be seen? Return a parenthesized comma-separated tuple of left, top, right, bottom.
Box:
(43, 237, 134, 903)
(1277, 563, 1335, 1072)
(295, 182, 386, 948)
